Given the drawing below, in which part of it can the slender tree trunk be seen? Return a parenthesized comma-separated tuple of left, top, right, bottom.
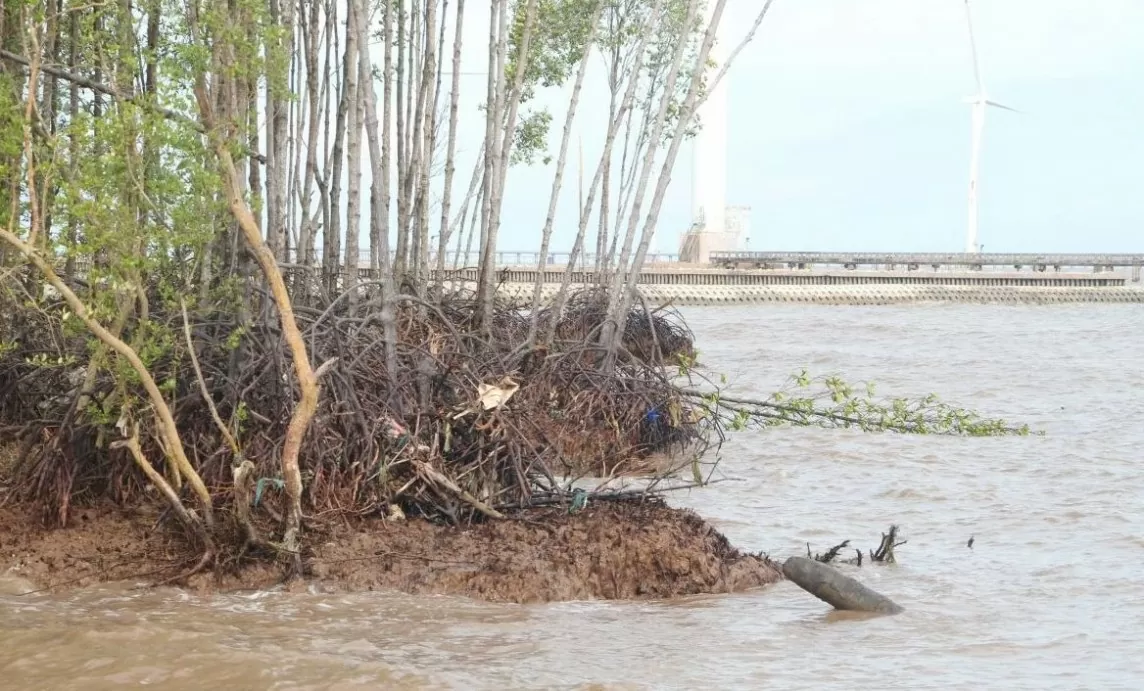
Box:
(406, 0, 420, 176)
(357, 0, 399, 382)
(342, 0, 363, 304)
(595, 37, 624, 278)
(526, 3, 603, 343)
(403, 0, 431, 289)
(429, 0, 449, 273)
(448, 146, 483, 268)
(476, 0, 502, 317)
(601, 0, 701, 353)
(0, 2, 21, 263)
(413, 0, 437, 290)
(287, 19, 305, 263)
(610, 99, 642, 275)
(326, 0, 357, 293)
(479, 0, 538, 324)
(247, 75, 262, 237)
(318, 0, 335, 274)
(430, 0, 450, 275)
(380, 0, 394, 275)
(36, 0, 63, 249)
(596, 69, 623, 277)
(266, 0, 295, 260)
(545, 0, 665, 343)
(63, 5, 79, 279)
(299, 0, 321, 269)
(461, 181, 483, 269)
(263, 2, 279, 253)
(612, 0, 775, 350)
(435, 0, 464, 276)
(393, 0, 409, 275)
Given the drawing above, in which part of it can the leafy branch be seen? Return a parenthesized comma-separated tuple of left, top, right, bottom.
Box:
(682, 369, 1036, 437)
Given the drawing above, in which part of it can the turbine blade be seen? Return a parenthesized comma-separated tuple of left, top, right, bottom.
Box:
(964, 0, 985, 94)
(985, 100, 1020, 113)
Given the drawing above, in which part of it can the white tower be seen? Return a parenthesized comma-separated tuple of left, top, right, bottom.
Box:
(691, 3, 728, 241)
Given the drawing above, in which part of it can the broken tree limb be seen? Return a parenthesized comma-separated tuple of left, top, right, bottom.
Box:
(782, 556, 904, 615)
(871, 524, 906, 563)
(413, 459, 505, 520)
(231, 459, 263, 547)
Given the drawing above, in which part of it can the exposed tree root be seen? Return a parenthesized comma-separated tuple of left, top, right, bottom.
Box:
(153, 548, 215, 588)
(1, 284, 712, 571)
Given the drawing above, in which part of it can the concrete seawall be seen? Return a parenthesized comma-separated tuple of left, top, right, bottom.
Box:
(485, 282, 1144, 306)
(342, 263, 1144, 306)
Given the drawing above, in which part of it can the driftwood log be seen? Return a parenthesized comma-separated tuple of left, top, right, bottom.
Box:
(782, 556, 904, 614)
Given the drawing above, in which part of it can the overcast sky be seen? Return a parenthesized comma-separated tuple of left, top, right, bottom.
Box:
(386, 0, 1144, 255)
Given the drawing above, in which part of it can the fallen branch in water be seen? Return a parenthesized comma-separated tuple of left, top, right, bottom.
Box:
(871, 524, 907, 564)
(806, 525, 905, 567)
(681, 369, 1036, 437)
(810, 538, 854, 566)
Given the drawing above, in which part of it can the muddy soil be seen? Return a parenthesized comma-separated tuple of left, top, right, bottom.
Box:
(0, 499, 781, 603)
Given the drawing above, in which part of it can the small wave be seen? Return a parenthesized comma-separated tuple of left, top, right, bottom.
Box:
(876, 487, 949, 502)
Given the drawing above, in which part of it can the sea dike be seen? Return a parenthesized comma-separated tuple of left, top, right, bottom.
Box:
(430, 268, 1144, 306)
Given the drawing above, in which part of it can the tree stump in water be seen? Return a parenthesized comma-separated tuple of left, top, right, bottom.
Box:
(782, 556, 904, 615)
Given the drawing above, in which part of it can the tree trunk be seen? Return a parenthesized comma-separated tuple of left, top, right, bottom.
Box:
(414, 0, 438, 290)
(393, 0, 409, 275)
(285, 23, 301, 261)
(343, 0, 363, 304)
(526, 2, 603, 343)
(596, 36, 626, 279)
(380, 0, 395, 275)
(435, 0, 462, 277)
(299, 0, 322, 269)
(402, 0, 431, 289)
(193, 75, 328, 575)
(319, 0, 335, 274)
(448, 147, 484, 268)
(358, 0, 399, 383)
(266, 0, 295, 260)
(608, 0, 754, 363)
(460, 181, 483, 269)
(476, 0, 503, 321)
(601, 0, 701, 356)
(63, 4, 79, 279)
(326, 0, 357, 293)
(35, 0, 63, 250)
(479, 0, 538, 325)
(545, 0, 665, 343)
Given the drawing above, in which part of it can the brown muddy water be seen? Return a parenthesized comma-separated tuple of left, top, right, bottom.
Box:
(3, 304, 1143, 689)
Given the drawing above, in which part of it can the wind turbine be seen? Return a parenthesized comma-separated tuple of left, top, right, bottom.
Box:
(963, 0, 1017, 254)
